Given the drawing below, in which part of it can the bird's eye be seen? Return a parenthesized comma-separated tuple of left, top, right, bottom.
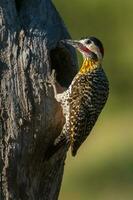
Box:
(86, 40, 91, 45)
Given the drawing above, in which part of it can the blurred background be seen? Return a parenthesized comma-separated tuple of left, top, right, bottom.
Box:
(54, 0, 133, 199)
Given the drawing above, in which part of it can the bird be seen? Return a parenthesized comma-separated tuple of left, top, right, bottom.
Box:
(50, 36, 109, 157)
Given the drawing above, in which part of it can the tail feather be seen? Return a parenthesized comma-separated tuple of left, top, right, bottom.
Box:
(46, 131, 70, 160)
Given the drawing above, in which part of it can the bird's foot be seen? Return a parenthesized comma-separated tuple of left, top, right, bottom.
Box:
(50, 69, 56, 85)
(46, 69, 56, 87)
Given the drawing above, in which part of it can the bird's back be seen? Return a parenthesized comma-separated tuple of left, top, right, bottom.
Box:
(69, 67, 109, 156)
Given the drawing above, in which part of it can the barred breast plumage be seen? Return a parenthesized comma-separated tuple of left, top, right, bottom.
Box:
(69, 66, 109, 156)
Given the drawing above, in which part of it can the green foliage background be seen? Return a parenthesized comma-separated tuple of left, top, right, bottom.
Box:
(54, 1, 133, 199)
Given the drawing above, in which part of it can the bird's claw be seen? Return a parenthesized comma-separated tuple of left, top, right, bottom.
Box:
(47, 69, 56, 86)
(51, 69, 56, 82)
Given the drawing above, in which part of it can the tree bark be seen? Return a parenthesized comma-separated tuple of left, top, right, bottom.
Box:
(0, 0, 77, 199)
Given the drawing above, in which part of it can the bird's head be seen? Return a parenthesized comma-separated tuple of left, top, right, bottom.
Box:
(60, 36, 104, 63)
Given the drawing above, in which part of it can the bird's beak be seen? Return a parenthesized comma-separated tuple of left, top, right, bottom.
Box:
(59, 39, 80, 49)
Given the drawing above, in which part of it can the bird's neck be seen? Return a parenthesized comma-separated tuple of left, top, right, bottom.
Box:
(79, 58, 100, 74)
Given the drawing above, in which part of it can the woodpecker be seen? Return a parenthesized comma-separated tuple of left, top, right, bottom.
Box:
(51, 36, 109, 156)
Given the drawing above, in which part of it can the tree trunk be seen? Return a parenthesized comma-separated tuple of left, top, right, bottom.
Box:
(0, 0, 77, 199)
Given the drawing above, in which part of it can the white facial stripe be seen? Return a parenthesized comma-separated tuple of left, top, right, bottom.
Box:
(78, 39, 103, 60)
(85, 41, 102, 60)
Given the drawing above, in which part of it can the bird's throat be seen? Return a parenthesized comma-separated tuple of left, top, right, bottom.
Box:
(79, 58, 99, 74)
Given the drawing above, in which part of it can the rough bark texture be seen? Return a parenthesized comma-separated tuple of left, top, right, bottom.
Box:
(0, 0, 77, 199)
